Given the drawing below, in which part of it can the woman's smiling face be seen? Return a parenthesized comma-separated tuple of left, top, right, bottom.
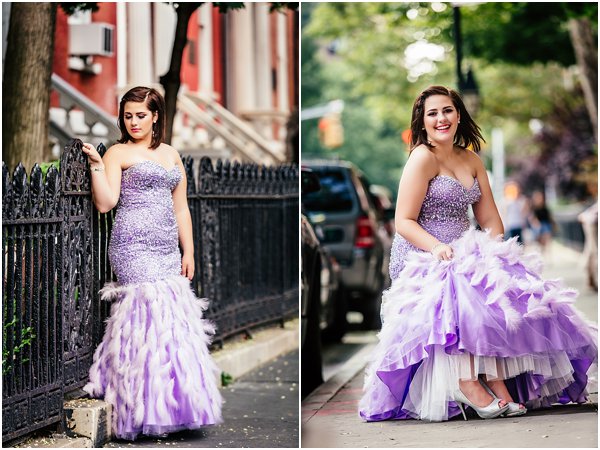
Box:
(123, 101, 156, 141)
(423, 95, 460, 145)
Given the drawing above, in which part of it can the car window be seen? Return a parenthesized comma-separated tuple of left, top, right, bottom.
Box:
(302, 168, 355, 213)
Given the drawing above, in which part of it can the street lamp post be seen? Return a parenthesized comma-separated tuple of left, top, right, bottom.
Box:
(453, 6, 465, 89)
(453, 5, 480, 115)
(453, 5, 503, 208)
(462, 67, 480, 115)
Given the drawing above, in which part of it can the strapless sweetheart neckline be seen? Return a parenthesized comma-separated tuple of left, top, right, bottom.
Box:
(432, 174, 478, 192)
(124, 159, 178, 173)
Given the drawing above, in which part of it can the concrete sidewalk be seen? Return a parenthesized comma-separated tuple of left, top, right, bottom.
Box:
(13, 320, 299, 448)
(106, 350, 299, 448)
(212, 318, 299, 383)
(302, 241, 598, 448)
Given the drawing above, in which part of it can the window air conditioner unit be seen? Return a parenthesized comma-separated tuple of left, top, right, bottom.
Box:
(69, 23, 114, 56)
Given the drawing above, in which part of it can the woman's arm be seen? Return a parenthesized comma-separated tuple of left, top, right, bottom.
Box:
(395, 146, 451, 259)
(470, 152, 504, 237)
(171, 150, 195, 280)
(82, 143, 122, 213)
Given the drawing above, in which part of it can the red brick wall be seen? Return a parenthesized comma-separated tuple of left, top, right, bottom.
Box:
(52, 3, 118, 115)
(212, 6, 225, 106)
(181, 9, 199, 92)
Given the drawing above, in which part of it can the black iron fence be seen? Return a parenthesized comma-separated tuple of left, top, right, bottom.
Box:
(2, 139, 299, 443)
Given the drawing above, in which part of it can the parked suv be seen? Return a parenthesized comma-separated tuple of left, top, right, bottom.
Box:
(302, 160, 388, 329)
(301, 167, 342, 396)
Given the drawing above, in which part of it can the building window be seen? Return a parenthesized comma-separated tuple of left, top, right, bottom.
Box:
(188, 39, 196, 65)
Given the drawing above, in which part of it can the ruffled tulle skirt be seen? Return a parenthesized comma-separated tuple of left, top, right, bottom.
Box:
(359, 228, 597, 422)
(83, 275, 223, 440)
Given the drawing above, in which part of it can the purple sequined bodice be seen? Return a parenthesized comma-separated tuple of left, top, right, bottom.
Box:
(389, 175, 481, 280)
(108, 161, 182, 285)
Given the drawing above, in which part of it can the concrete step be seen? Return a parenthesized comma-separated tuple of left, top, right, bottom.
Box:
(63, 398, 112, 447)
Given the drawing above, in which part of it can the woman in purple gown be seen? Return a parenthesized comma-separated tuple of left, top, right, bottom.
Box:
(359, 86, 597, 422)
(81, 87, 222, 440)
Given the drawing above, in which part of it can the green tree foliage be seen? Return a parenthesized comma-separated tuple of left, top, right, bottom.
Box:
(460, 2, 591, 66)
(463, 3, 597, 64)
(302, 103, 407, 196)
(303, 2, 596, 200)
(305, 2, 455, 127)
(515, 88, 596, 200)
(59, 3, 99, 15)
(301, 5, 406, 195)
(301, 32, 325, 108)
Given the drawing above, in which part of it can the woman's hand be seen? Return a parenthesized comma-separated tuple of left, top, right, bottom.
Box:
(82, 143, 104, 169)
(431, 242, 453, 261)
(181, 253, 195, 280)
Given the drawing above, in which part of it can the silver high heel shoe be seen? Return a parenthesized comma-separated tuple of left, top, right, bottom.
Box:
(453, 388, 509, 420)
(479, 379, 527, 418)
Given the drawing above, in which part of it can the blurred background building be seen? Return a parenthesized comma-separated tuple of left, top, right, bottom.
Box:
(2, 2, 298, 165)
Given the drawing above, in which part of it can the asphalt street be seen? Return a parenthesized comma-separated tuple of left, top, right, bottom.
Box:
(302, 240, 598, 448)
(105, 349, 299, 448)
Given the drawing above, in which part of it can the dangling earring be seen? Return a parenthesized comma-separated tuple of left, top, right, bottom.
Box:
(152, 121, 157, 138)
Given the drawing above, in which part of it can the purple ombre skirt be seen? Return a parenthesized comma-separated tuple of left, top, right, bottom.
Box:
(84, 162, 222, 440)
(359, 228, 597, 422)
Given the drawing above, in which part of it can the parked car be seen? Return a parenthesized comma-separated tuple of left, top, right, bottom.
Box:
(370, 184, 396, 238)
(369, 184, 396, 287)
(301, 209, 324, 398)
(302, 159, 388, 329)
(300, 167, 342, 395)
(316, 244, 343, 342)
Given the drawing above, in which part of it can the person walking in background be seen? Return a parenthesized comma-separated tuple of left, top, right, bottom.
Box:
(359, 85, 597, 423)
(502, 181, 529, 244)
(529, 190, 555, 254)
(81, 87, 222, 440)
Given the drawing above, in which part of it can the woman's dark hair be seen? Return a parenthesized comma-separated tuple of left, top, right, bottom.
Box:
(410, 85, 485, 153)
(117, 86, 165, 149)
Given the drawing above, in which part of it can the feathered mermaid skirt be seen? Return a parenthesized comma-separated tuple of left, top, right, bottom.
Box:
(359, 228, 597, 422)
(83, 275, 223, 440)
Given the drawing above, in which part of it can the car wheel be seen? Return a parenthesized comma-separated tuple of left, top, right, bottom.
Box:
(362, 292, 382, 330)
(301, 256, 324, 399)
(322, 284, 347, 343)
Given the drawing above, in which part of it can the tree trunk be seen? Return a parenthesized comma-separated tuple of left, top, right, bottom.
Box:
(568, 18, 598, 143)
(159, 2, 202, 145)
(2, 3, 57, 171)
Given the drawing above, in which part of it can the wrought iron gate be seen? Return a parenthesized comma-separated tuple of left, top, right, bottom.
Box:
(2, 139, 298, 442)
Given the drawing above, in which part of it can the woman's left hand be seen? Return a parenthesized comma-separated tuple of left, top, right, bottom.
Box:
(181, 253, 195, 280)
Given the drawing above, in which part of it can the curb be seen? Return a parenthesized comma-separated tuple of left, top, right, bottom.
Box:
(301, 342, 375, 424)
(213, 319, 299, 384)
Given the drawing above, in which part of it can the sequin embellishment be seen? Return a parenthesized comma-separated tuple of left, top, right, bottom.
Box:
(108, 161, 183, 285)
(389, 175, 481, 280)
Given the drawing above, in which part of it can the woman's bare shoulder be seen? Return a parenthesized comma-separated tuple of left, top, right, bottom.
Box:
(159, 143, 181, 160)
(104, 143, 128, 159)
(410, 144, 434, 157)
(462, 149, 485, 173)
(407, 145, 439, 176)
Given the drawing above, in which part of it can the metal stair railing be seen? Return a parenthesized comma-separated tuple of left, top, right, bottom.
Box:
(180, 91, 285, 164)
(50, 75, 286, 165)
(176, 94, 266, 164)
(50, 73, 120, 147)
